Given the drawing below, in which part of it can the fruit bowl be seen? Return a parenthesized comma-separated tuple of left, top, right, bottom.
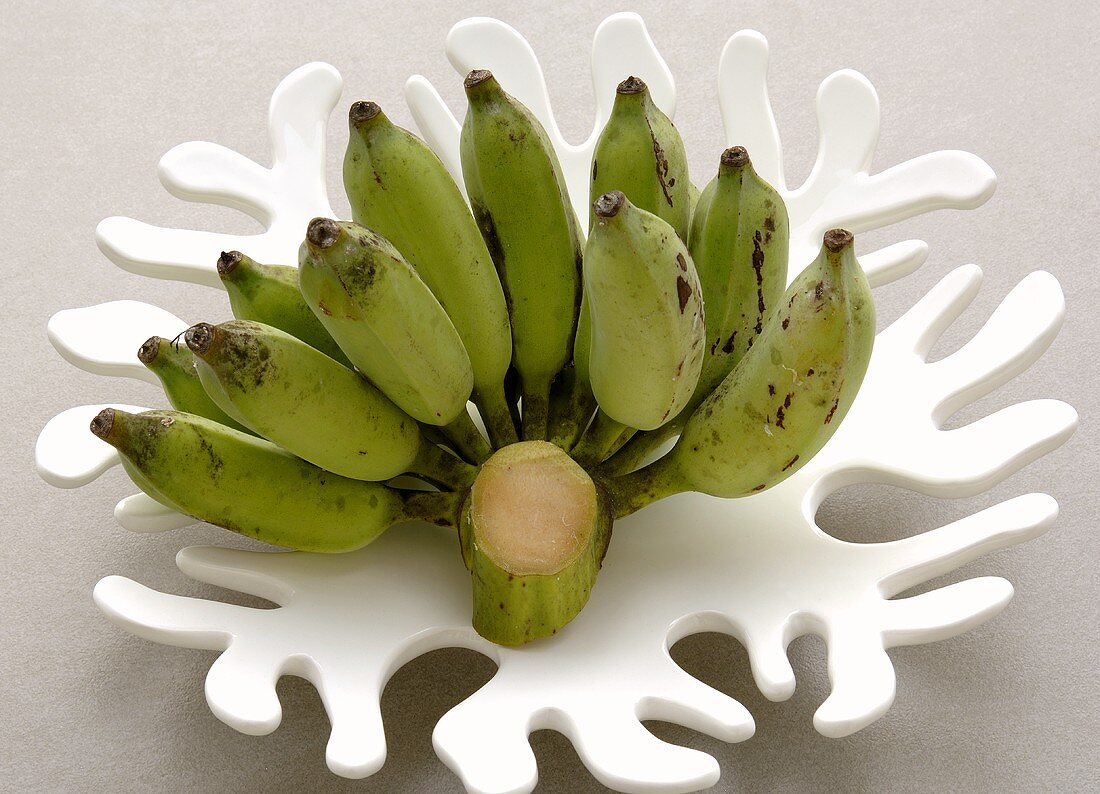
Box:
(34, 13, 1076, 794)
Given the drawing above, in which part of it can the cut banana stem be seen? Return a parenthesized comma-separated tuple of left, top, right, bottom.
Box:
(590, 75, 691, 241)
(90, 408, 409, 551)
(216, 250, 352, 367)
(605, 229, 875, 515)
(461, 69, 584, 434)
(344, 101, 515, 446)
(459, 441, 612, 645)
(441, 409, 494, 464)
(298, 218, 475, 426)
(584, 191, 706, 431)
(137, 335, 253, 435)
(571, 409, 631, 468)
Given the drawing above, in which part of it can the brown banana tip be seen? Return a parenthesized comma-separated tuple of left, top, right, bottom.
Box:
(89, 408, 115, 440)
(216, 250, 243, 276)
(593, 190, 626, 218)
(823, 228, 854, 253)
(464, 69, 493, 89)
(617, 75, 647, 94)
(721, 146, 750, 167)
(306, 217, 341, 249)
(184, 322, 217, 357)
(137, 336, 160, 364)
(349, 100, 381, 126)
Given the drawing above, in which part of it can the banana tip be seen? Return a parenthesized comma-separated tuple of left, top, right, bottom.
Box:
(306, 217, 341, 250)
(349, 100, 381, 127)
(721, 146, 750, 167)
(138, 336, 160, 364)
(90, 408, 115, 440)
(593, 190, 626, 219)
(464, 69, 494, 89)
(216, 250, 243, 277)
(823, 228, 854, 253)
(184, 323, 217, 357)
(617, 75, 647, 94)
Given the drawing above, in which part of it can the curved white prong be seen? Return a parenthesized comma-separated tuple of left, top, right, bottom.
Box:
(435, 695, 539, 794)
(561, 708, 721, 793)
(267, 61, 343, 184)
(177, 546, 297, 605)
(299, 659, 388, 779)
(825, 150, 997, 234)
(800, 69, 879, 202)
(447, 18, 559, 141)
(877, 493, 1058, 596)
(96, 216, 259, 287)
(590, 12, 675, 124)
(205, 645, 284, 735)
(859, 239, 929, 288)
(36, 403, 149, 487)
(114, 493, 192, 533)
(47, 301, 188, 383)
(876, 400, 1077, 496)
(404, 75, 464, 189)
(929, 271, 1065, 422)
(93, 576, 244, 649)
(638, 673, 755, 742)
(876, 265, 984, 357)
(158, 142, 275, 225)
(719, 30, 783, 190)
(744, 623, 798, 701)
(881, 577, 1014, 646)
(814, 625, 895, 737)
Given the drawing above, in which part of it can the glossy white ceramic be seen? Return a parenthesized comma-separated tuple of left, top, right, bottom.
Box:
(35, 13, 1075, 794)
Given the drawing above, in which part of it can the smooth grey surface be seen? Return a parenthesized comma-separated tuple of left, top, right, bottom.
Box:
(2, 1, 1097, 791)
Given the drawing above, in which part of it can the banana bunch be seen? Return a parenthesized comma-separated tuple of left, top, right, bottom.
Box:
(91, 71, 874, 647)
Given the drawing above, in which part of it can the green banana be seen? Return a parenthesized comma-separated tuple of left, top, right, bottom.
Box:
(461, 69, 584, 441)
(343, 101, 517, 447)
(184, 320, 476, 489)
(90, 408, 462, 551)
(589, 76, 691, 241)
(216, 250, 352, 367)
(604, 229, 874, 515)
(601, 145, 789, 475)
(137, 335, 252, 434)
(459, 441, 612, 645)
(582, 191, 705, 433)
(297, 218, 474, 420)
(690, 145, 789, 396)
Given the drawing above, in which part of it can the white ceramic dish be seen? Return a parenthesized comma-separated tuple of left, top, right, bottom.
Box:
(34, 13, 1076, 794)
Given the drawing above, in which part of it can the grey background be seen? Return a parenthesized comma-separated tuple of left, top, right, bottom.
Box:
(2, 0, 1097, 791)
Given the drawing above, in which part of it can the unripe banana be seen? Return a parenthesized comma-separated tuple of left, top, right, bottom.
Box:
(461, 69, 584, 440)
(606, 229, 874, 514)
(690, 145, 789, 397)
(89, 409, 461, 551)
(297, 218, 474, 427)
(137, 335, 252, 434)
(343, 101, 517, 446)
(584, 191, 705, 432)
(600, 146, 790, 476)
(590, 76, 691, 241)
(184, 320, 475, 488)
(216, 251, 352, 368)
